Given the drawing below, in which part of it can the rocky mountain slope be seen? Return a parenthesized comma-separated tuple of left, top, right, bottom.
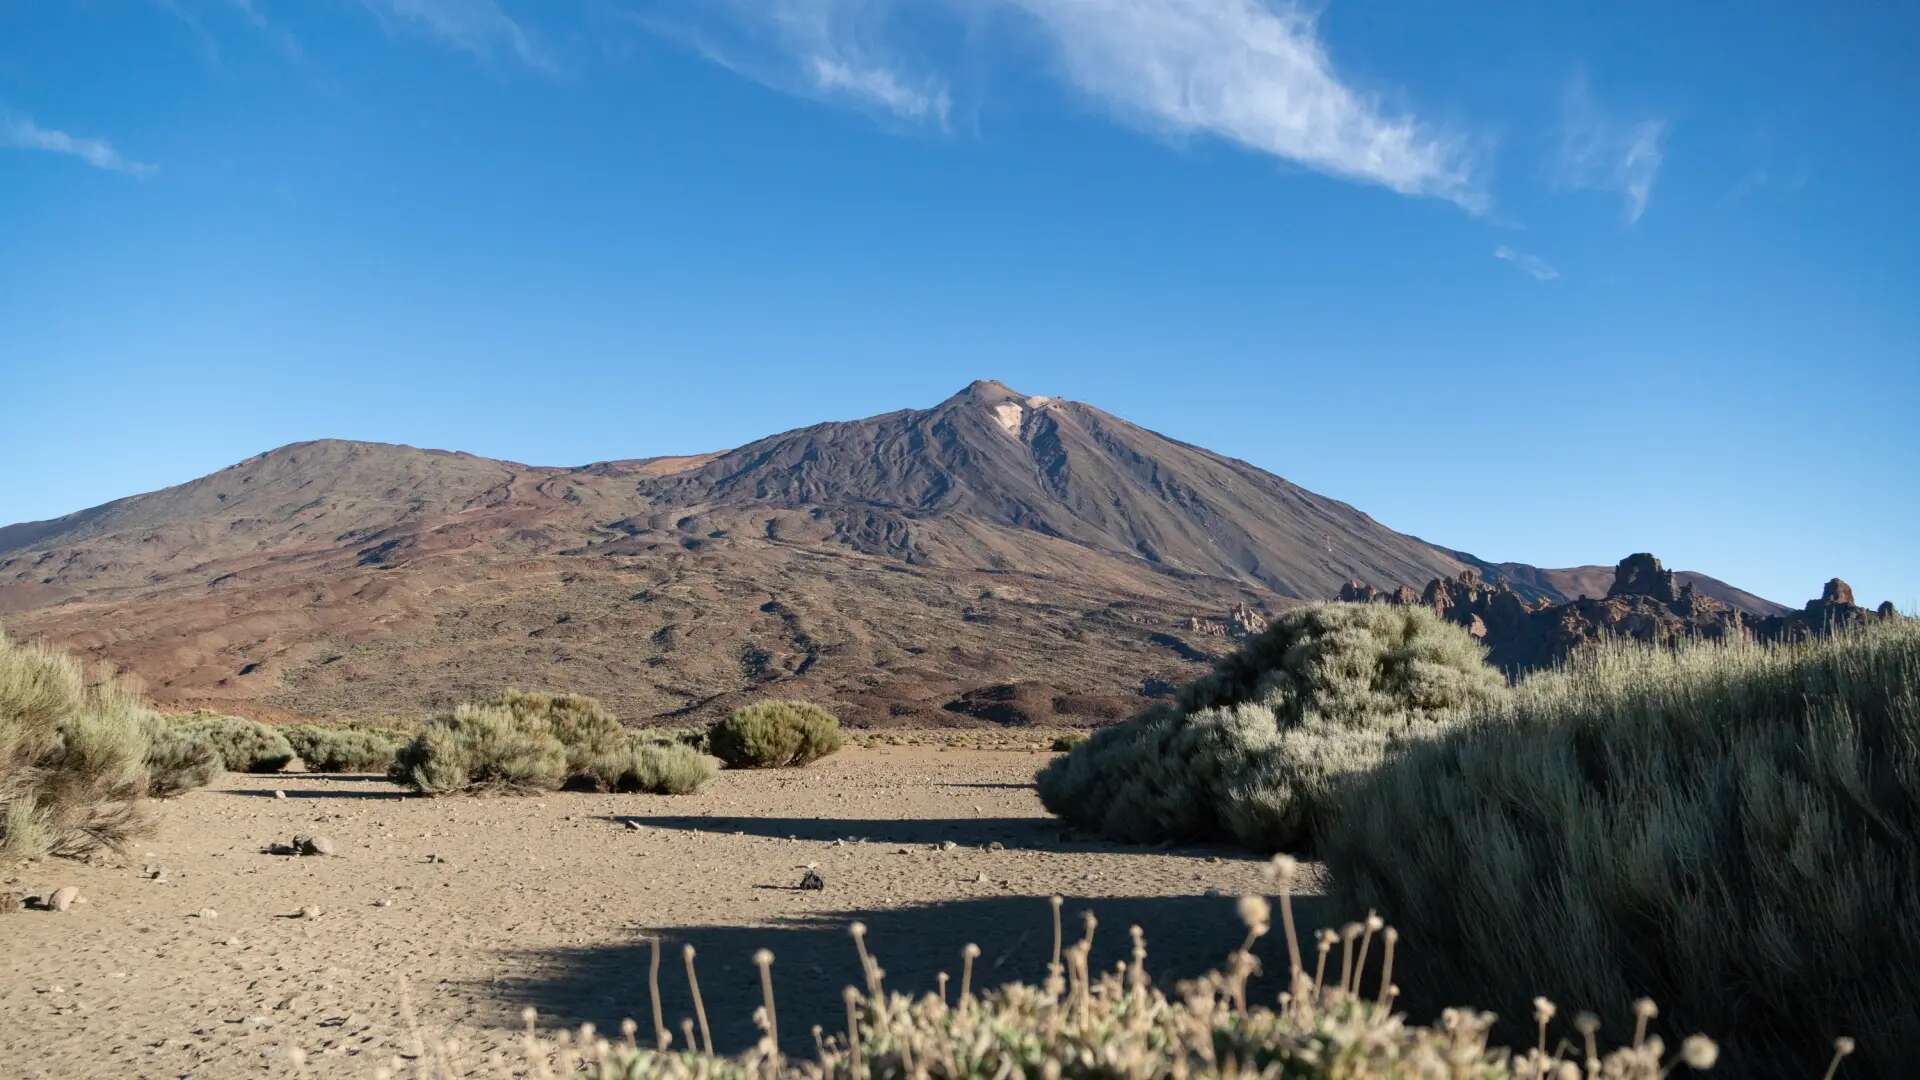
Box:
(0, 381, 1780, 726)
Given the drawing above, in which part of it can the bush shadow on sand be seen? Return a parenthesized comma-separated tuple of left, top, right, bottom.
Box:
(608, 814, 1264, 858)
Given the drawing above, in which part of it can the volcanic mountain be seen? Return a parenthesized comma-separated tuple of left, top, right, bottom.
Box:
(0, 380, 1778, 726)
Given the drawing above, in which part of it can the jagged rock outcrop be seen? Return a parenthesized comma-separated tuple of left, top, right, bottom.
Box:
(1187, 603, 1270, 639)
(1341, 555, 1901, 672)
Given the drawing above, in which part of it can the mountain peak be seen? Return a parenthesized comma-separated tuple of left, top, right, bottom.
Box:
(952, 378, 1026, 403)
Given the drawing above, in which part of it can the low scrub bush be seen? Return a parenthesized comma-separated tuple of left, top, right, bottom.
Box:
(393, 875, 1749, 1080)
(169, 712, 296, 773)
(1038, 603, 1506, 851)
(709, 700, 844, 768)
(1324, 622, 1918, 1078)
(392, 690, 716, 796)
(142, 724, 222, 797)
(600, 741, 715, 795)
(283, 724, 402, 773)
(391, 703, 568, 795)
(2, 630, 216, 861)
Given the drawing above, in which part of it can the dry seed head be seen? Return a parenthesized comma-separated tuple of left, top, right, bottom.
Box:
(1681, 1035, 1719, 1069)
(1365, 913, 1385, 933)
(754, 948, 775, 967)
(1574, 1012, 1600, 1036)
(520, 1007, 538, 1025)
(1835, 1037, 1856, 1056)
(1341, 922, 1364, 942)
(1633, 998, 1659, 1019)
(1556, 1063, 1580, 1080)
(1533, 997, 1556, 1024)
(963, 943, 982, 959)
(849, 922, 867, 939)
(843, 986, 860, 1005)
(1267, 855, 1297, 883)
(1236, 895, 1271, 929)
(620, 1019, 637, 1039)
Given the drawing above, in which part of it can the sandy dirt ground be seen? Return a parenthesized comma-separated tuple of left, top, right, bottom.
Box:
(1, 747, 1339, 1079)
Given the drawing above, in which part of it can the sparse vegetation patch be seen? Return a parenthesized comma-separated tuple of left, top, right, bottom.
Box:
(1037, 603, 1506, 851)
(391, 690, 714, 796)
(431, 876, 1750, 1080)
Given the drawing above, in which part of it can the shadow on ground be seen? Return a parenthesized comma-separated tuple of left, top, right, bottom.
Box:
(482, 891, 1344, 1057)
(225, 786, 410, 800)
(611, 814, 1257, 859)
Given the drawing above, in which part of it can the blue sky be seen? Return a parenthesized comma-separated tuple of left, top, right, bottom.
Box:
(1, 2, 1915, 608)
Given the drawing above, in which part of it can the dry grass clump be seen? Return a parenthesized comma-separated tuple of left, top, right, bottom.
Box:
(709, 700, 844, 769)
(381, 866, 1760, 1080)
(284, 724, 405, 773)
(390, 690, 715, 796)
(2, 629, 216, 861)
(169, 712, 297, 773)
(1038, 603, 1506, 851)
(1323, 622, 1918, 1078)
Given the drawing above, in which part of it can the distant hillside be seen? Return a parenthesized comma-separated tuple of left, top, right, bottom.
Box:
(0, 381, 1782, 725)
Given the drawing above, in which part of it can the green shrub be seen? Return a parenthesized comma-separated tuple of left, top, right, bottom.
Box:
(1323, 622, 1920, 1078)
(1050, 733, 1087, 752)
(1037, 603, 1506, 851)
(391, 703, 568, 795)
(603, 741, 715, 794)
(486, 688, 627, 787)
(169, 712, 296, 773)
(1, 631, 155, 861)
(708, 700, 843, 768)
(283, 724, 402, 773)
(142, 724, 222, 798)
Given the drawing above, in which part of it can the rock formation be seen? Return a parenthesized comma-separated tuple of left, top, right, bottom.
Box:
(1341, 554, 1901, 672)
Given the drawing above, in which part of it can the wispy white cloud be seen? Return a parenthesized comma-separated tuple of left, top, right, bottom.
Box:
(1555, 72, 1665, 224)
(359, 0, 554, 72)
(1003, 0, 1485, 210)
(626, 0, 1486, 210)
(1492, 244, 1558, 281)
(623, 1, 952, 127)
(810, 56, 951, 125)
(2, 115, 155, 176)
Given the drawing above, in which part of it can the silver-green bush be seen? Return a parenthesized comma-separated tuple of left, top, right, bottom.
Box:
(391, 702, 569, 795)
(283, 724, 403, 773)
(1323, 622, 1918, 1078)
(141, 723, 223, 797)
(392, 690, 716, 796)
(1, 630, 215, 860)
(1037, 603, 1507, 851)
(709, 700, 844, 768)
(603, 741, 716, 795)
(169, 712, 296, 773)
